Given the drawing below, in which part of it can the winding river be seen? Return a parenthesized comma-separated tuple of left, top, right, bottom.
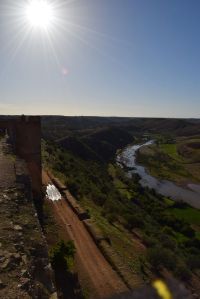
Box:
(116, 141, 200, 209)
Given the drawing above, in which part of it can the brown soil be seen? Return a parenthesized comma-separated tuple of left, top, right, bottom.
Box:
(42, 171, 128, 299)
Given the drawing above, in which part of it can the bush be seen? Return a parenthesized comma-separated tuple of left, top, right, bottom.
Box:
(158, 234, 177, 250)
(125, 213, 144, 230)
(172, 201, 188, 209)
(147, 246, 176, 270)
(67, 180, 79, 197)
(107, 213, 117, 224)
(175, 262, 191, 281)
(185, 237, 200, 248)
(187, 254, 200, 270)
(181, 224, 195, 238)
(142, 234, 157, 247)
(162, 226, 175, 236)
(93, 191, 107, 206)
(49, 240, 76, 271)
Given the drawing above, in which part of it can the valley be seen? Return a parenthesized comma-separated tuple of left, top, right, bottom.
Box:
(41, 116, 200, 298)
(137, 135, 200, 186)
(118, 139, 200, 209)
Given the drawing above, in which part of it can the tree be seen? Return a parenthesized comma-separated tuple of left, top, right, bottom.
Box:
(175, 262, 191, 281)
(125, 213, 144, 230)
(147, 246, 176, 270)
(50, 240, 76, 271)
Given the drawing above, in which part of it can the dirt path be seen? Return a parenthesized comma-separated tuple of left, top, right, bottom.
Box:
(42, 171, 128, 299)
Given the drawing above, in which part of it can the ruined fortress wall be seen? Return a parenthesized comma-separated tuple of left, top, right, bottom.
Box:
(0, 138, 57, 298)
(15, 116, 42, 200)
(0, 116, 42, 201)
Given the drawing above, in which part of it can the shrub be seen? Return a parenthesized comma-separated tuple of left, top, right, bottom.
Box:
(185, 237, 200, 248)
(49, 240, 76, 271)
(158, 234, 177, 250)
(107, 213, 117, 224)
(142, 234, 157, 247)
(67, 179, 80, 197)
(147, 246, 176, 270)
(93, 191, 107, 206)
(181, 224, 195, 238)
(162, 226, 175, 236)
(172, 201, 188, 209)
(125, 213, 144, 230)
(187, 254, 200, 270)
(175, 262, 191, 281)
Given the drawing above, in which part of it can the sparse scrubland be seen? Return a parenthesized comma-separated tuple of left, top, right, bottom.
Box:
(42, 117, 200, 297)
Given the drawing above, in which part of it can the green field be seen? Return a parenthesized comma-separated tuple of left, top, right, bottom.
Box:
(138, 136, 200, 185)
(160, 144, 182, 161)
(170, 207, 200, 226)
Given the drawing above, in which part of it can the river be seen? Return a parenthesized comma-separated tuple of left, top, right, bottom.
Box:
(116, 141, 200, 209)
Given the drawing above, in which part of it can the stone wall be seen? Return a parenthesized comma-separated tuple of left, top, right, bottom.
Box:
(0, 116, 42, 202)
(0, 138, 57, 298)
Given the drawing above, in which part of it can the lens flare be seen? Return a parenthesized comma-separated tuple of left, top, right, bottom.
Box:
(25, 0, 55, 30)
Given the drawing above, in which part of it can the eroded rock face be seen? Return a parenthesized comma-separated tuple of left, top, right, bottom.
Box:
(0, 139, 56, 299)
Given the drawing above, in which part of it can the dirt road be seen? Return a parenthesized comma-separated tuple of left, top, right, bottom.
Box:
(42, 170, 128, 299)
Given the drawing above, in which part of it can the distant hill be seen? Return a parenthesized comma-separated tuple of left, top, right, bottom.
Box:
(58, 127, 134, 162)
(135, 118, 200, 136)
(41, 116, 200, 140)
(41, 116, 132, 140)
(1, 115, 200, 141)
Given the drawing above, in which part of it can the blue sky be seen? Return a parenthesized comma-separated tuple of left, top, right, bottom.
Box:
(0, 0, 199, 117)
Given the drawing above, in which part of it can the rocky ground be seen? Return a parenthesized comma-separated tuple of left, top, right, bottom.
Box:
(0, 138, 57, 299)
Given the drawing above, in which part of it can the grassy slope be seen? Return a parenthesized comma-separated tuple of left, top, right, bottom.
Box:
(42, 118, 200, 295)
(160, 144, 181, 160)
(42, 141, 148, 286)
(108, 164, 132, 199)
(81, 198, 147, 282)
(42, 138, 200, 288)
(171, 207, 200, 226)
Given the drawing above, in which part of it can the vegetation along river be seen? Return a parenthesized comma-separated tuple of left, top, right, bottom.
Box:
(117, 141, 200, 209)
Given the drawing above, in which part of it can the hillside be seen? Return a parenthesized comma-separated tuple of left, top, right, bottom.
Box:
(42, 117, 200, 298)
(1, 115, 199, 297)
(58, 127, 134, 162)
(41, 116, 200, 141)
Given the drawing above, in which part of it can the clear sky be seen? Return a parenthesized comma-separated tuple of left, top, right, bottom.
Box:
(0, 0, 199, 117)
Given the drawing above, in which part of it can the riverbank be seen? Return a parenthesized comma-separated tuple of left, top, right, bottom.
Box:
(137, 137, 200, 187)
(117, 140, 200, 209)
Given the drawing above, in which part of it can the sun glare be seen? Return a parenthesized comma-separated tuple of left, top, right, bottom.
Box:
(25, 0, 55, 30)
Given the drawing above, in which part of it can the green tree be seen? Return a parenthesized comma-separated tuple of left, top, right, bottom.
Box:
(147, 246, 176, 270)
(50, 240, 76, 271)
(175, 262, 191, 281)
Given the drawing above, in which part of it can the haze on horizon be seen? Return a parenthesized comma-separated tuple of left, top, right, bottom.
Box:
(0, 0, 199, 118)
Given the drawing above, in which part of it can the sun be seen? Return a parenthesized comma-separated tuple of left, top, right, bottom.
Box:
(25, 0, 55, 30)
